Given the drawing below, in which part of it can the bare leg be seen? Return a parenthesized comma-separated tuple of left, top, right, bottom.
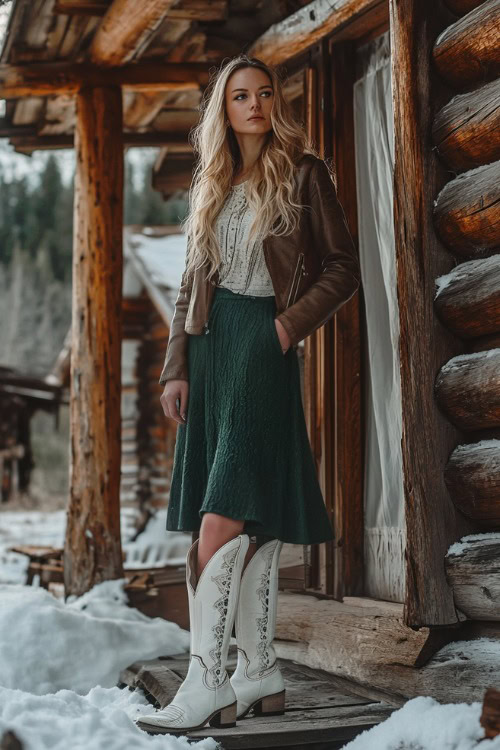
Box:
(197, 512, 257, 579)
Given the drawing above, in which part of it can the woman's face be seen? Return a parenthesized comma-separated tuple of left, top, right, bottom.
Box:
(225, 66, 274, 135)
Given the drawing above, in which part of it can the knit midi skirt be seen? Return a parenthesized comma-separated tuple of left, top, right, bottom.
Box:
(166, 285, 335, 545)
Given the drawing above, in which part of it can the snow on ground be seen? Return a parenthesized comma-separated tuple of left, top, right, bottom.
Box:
(0, 509, 216, 749)
(0, 685, 217, 750)
(342, 694, 500, 750)
(0, 507, 192, 584)
(0, 579, 189, 694)
(2, 509, 500, 749)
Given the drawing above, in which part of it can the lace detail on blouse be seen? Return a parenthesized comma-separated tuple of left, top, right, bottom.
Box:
(214, 182, 274, 296)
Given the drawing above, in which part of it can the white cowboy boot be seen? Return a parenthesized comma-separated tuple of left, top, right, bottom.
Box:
(230, 538, 286, 719)
(137, 533, 250, 734)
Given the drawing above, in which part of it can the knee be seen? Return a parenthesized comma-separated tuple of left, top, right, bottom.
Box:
(199, 512, 244, 549)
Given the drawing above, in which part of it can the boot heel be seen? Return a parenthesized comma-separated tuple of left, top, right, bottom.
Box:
(209, 701, 237, 728)
(254, 689, 286, 716)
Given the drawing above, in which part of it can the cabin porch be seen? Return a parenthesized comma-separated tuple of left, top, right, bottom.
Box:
(120, 645, 398, 749)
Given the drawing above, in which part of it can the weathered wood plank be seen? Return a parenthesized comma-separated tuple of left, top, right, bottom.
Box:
(248, 0, 382, 66)
(330, 41, 364, 599)
(89, 0, 177, 66)
(63, 84, 124, 596)
(433, 161, 500, 257)
(435, 349, 500, 430)
(183, 703, 395, 747)
(433, 0, 500, 87)
(445, 535, 500, 619)
(434, 254, 500, 339)
(0, 61, 210, 98)
(432, 78, 500, 171)
(389, 0, 471, 627)
(444, 441, 500, 527)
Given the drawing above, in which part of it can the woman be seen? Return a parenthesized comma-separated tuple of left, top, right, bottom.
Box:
(137, 54, 360, 735)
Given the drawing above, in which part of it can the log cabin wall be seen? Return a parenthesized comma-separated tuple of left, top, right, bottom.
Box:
(390, 0, 499, 627)
(136, 304, 176, 515)
(122, 293, 176, 523)
(430, 0, 500, 622)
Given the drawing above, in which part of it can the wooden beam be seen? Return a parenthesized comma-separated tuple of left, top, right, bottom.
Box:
(433, 0, 500, 88)
(89, 0, 177, 66)
(329, 41, 363, 600)
(389, 0, 470, 627)
(248, 0, 382, 66)
(55, 0, 227, 20)
(64, 84, 125, 597)
(432, 78, 500, 172)
(6, 130, 194, 152)
(54, 0, 110, 14)
(0, 61, 210, 99)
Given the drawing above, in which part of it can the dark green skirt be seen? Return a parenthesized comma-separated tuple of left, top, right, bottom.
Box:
(166, 285, 335, 545)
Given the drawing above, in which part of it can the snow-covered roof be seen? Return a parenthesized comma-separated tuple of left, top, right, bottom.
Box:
(123, 226, 187, 326)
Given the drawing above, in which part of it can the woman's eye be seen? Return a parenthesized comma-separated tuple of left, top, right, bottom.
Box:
(234, 91, 272, 100)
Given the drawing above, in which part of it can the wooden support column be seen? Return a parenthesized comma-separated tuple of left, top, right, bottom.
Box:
(64, 84, 124, 597)
(389, 0, 473, 627)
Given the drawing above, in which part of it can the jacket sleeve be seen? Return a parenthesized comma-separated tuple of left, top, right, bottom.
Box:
(158, 255, 193, 386)
(276, 158, 361, 346)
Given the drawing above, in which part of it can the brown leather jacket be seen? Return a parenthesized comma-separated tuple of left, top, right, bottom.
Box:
(159, 153, 360, 385)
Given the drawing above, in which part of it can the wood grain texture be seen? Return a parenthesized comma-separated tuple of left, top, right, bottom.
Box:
(433, 161, 500, 258)
(64, 85, 124, 596)
(432, 78, 500, 171)
(89, 0, 177, 66)
(390, 0, 473, 627)
(433, 0, 500, 87)
(0, 61, 210, 98)
(444, 440, 500, 526)
(435, 349, 500, 430)
(330, 40, 363, 600)
(248, 0, 382, 66)
(445, 535, 500, 617)
(434, 254, 500, 338)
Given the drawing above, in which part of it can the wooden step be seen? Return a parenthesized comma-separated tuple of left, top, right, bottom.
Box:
(121, 650, 397, 748)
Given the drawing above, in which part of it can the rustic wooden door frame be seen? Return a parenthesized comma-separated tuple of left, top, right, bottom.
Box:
(298, 39, 364, 598)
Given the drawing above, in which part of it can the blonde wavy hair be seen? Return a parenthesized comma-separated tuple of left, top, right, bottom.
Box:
(180, 54, 319, 284)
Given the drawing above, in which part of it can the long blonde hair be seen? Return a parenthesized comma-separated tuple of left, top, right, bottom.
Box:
(180, 54, 318, 283)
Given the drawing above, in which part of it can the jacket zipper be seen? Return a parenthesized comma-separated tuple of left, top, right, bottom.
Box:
(286, 252, 305, 307)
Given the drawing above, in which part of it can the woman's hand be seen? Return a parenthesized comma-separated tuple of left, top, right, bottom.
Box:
(161, 379, 189, 425)
(275, 318, 291, 354)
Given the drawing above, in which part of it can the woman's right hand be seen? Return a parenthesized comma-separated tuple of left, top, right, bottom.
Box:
(160, 379, 189, 425)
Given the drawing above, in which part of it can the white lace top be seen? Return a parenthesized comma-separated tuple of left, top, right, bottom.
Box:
(214, 181, 274, 296)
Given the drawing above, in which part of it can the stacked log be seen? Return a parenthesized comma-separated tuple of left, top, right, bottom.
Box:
(432, 0, 500, 618)
(136, 307, 174, 513)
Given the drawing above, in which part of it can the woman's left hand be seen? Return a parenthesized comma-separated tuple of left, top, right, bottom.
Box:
(275, 318, 291, 354)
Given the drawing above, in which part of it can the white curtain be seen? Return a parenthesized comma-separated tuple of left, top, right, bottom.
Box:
(353, 32, 406, 602)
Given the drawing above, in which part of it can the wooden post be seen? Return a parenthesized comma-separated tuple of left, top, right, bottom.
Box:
(64, 84, 124, 596)
(389, 0, 474, 626)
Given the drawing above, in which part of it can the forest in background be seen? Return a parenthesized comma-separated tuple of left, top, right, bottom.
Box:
(0, 148, 188, 506)
(0, 151, 188, 280)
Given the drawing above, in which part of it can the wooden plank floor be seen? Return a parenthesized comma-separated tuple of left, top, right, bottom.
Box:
(120, 646, 396, 749)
